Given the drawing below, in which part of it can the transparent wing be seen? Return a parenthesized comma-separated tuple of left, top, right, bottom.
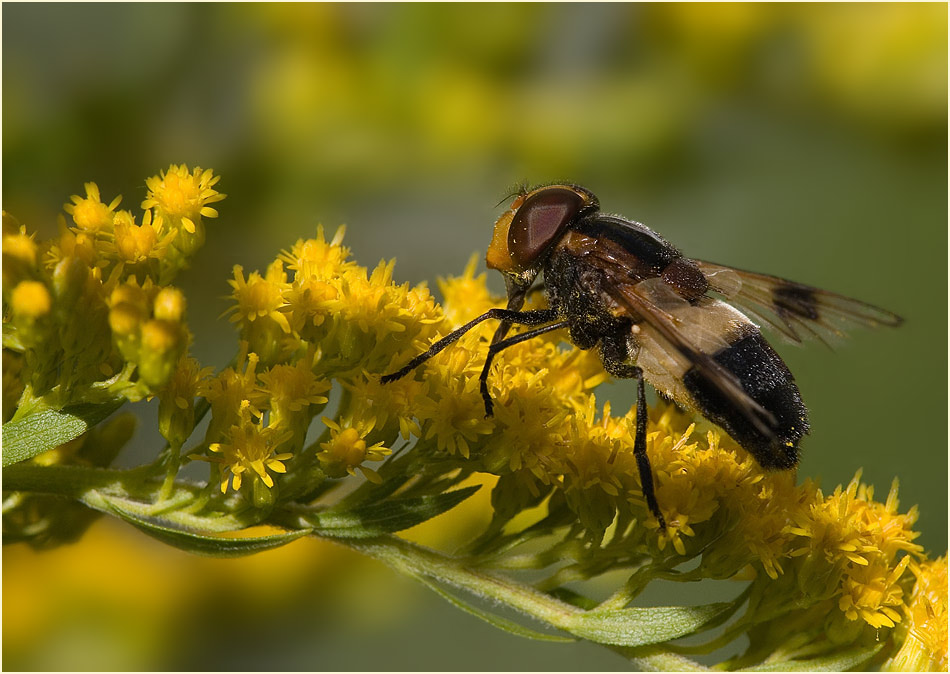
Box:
(694, 260, 903, 346)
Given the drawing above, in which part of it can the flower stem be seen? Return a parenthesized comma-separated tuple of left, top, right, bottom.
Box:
(338, 533, 708, 671)
(342, 534, 580, 629)
(2, 462, 139, 498)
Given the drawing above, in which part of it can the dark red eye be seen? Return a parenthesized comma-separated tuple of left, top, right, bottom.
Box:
(507, 187, 585, 269)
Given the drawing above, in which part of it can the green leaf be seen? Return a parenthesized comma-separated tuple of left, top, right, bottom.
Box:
(105, 497, 311, 557)
(301, 486, 480, 539)
(2, 401, 123, 467)
(413, 573, 575, 643)
(567, 602, 736, 647)
(743, 643, 883, 672)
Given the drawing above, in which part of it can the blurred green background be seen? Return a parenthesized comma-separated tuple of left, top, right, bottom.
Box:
(3, 3, 946, 670)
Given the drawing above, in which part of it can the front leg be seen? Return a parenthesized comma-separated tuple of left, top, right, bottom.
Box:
(382, 308, 559, 383)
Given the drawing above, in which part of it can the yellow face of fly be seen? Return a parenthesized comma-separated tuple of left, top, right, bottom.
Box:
(485, 184, 594, 274)
(485, 193, 526, 273)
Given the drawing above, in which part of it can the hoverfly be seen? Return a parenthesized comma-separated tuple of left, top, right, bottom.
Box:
(382, 184, 902, 528)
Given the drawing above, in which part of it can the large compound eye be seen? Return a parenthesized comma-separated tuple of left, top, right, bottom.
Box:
(507, 187, 585, 269)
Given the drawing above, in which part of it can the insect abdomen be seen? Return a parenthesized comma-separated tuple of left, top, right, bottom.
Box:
(682, 331, 809, 469)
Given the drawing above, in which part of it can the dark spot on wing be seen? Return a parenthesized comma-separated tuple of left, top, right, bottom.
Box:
(774, 285, 820, 320)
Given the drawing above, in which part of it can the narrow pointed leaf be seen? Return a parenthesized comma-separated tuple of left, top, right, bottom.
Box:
(567, 602, 735, 647)
(300, 486, 480, 539)
(2, 401, 123, 467)
(743, 643, 883, 672)
(106, 499, 310, 557)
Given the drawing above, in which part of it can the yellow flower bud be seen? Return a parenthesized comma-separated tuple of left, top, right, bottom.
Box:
(109, 283, 149, 310)
(51, 256, 90, 305)
(141, 319, 178, 354)
(153, 287, 185, 322)
(2, 231, 38, 266)
(139, 320, 185, 388)
(108, 302, 145, 336)
(109, 283, 150, 337)
(11, 281, 52, 319)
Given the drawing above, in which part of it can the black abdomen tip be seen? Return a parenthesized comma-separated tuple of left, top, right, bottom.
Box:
(683, 332, 809, 469)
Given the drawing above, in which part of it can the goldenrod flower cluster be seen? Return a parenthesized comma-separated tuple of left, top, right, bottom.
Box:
(3, 166, 223, 425)
(190, 226, 445, 499)
(4, 167, 945, 670)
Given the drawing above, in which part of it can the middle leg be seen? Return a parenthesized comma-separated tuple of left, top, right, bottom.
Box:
(600, 336, 667, 529)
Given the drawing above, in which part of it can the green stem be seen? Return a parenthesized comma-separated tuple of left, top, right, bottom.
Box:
(2, 462, 145, 498)
(338, 534, 707, 671)
(158, 441, 183, 501)
(342, 534, 581, 631)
